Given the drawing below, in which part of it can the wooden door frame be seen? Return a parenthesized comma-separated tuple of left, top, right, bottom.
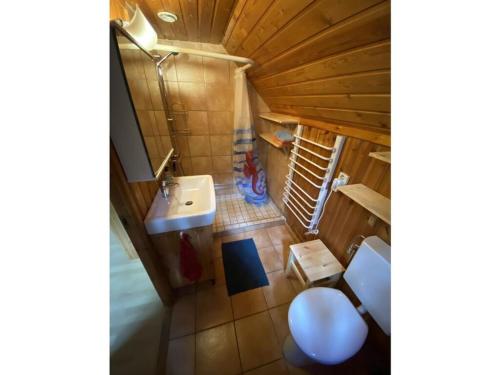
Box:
(110, 144, 173, 306)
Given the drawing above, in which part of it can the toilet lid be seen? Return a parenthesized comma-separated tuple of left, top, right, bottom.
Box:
(288, 287, 368, 365)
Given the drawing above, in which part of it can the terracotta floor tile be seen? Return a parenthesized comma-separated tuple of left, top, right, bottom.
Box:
(244, 359, 289, 375)
(169, 293, 196, 339)
(221, 232, 245, 244)
(235, 311, 282, 371)
(231, 288, 267, 320)
(240, 228, 273, 248)
(214, 257, 226, 286)
(196, 284, 233, 331)
(273, 242, 291, 270)
(257, 246, 283, 273)
(166, 335, 195, 375)
(213, 237, 222, 259)
(266, 225, 295, 248)
(262, 271, 296, 308)
(195, 322, 241, 375)
(268, 304, 290, 348)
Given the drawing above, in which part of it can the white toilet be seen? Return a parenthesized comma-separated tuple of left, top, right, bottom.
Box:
(283, 236, 391, 366)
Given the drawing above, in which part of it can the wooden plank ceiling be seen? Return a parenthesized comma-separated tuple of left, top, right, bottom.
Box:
(110, 0, 237, 43)
(223, 0, 391, 134)
(111, 0, 391, 134)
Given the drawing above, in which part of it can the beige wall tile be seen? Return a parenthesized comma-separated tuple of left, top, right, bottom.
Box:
(136, 110, 157, 136)
(146, 80, 164, 111)
(173, 112, 188, 132)
(188, 136, 211, 156)
(190, 156, 212, 175)
(212, 156, 232, 173)
(175, 54, 204, 82)
(153, 110, 169, 135)
(144, 136, 160, 158)
(176, 135, 190, 157)
(162, 58, 178, 81)
(187, 111, 209, 135)
(206, 83, 233, 111)
(167, 335, 195, 375)
(141, 54, 157, 80)
(160, 136, 172, 156)
(208, 111, 233, 134)
(120, 50, 145, 80)
(212, 173, 234, 185)
(195, 323, 241, 375)
(179, 82, 207, 110)
(128, 79, 152, 110)
(235, 311, 282, 371)
(166, 81, 185, 112)
(210, 135, 232, 156)
(203, 57, 230, 83)
(181, 157, 192, 175)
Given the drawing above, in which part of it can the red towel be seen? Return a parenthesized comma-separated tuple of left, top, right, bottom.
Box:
(179, 232, 202, 282)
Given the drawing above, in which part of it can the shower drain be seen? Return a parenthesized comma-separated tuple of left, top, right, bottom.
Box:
(185, 201, 193, 206)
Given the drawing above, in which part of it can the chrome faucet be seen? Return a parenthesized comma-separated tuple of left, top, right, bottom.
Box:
(160, 168, 178, 199)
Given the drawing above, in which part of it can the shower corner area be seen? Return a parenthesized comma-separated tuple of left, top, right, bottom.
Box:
(214, 57, 285, 236)
(116, 30, 285, 236)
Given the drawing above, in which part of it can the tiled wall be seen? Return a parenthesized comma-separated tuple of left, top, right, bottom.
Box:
(120, 40, 236, 185)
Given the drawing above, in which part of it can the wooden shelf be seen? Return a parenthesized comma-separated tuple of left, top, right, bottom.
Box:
(259, 112, 299, 125)
(259, 133, 290, 149)
(337, 184, 391, 225)
(369, 151, 391, 164)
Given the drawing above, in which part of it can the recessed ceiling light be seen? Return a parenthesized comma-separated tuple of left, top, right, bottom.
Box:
(157, 11, 178, 23)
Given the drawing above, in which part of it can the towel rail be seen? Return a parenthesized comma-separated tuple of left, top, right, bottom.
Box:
(283, 200, 310, 229)
(290, 150, 328, 171)
(284, 186, 316, 209)
(294, 135, 335, 151)
(285, 176, 319, 202)
(291, 142, 331, 161)
(285, 190, 315, 216)
(282, 125, 345, 235)
(288, 164, 323, 188)
(290, 159, 326, 180)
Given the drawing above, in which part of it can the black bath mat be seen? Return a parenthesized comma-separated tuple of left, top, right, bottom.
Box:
(221, 238, 269, 296)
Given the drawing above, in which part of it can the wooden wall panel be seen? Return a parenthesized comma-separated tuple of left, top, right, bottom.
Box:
(223, 0, 391, 133)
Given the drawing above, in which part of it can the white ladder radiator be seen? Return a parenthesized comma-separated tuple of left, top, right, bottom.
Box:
(282, 124, 345, 235)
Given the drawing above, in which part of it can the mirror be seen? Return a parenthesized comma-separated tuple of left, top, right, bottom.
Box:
(110, 26, 174, 182)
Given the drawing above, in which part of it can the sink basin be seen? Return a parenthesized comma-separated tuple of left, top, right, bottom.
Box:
(144, 175, 216, 235)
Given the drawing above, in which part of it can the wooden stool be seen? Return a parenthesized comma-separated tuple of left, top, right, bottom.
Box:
(285, 239, 345, 288)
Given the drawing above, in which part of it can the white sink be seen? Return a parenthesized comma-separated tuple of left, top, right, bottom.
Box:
(144, 175, 216, 235)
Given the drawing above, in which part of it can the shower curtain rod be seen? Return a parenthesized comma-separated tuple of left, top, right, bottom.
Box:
(118, 42, 255, 71)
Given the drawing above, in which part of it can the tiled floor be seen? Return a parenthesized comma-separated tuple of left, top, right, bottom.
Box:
(213, 186, 284, 234)
(165, 225, 390, 375)
(166, 225, 305, 375)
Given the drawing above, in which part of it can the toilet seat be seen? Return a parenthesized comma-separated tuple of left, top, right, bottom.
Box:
(288, 287, 368, 365)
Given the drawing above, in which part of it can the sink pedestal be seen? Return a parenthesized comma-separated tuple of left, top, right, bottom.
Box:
(150, 225, 214, 288)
